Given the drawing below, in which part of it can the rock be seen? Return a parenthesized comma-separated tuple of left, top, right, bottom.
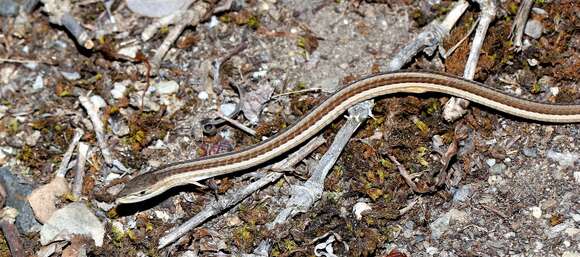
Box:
(220, 103, 238, 116)
(546, 150, 579, 167)
(32, 73, 44, 91)
(527, 58, 538, 66)
(452, 184, 473, 202)
(127, 0, 194, 18)
(154, 80, 179, 95)
(28, 177, 70, 223)
(352, 202, 372, 220)
(489, 163, 507, 175)
(485, 158, 496, 167)
(60, 71, 80, 81)
(0, 167, 40, 232)
(562, 252, 580, 257)
(89, 95, 107, 110)
(522, 147, 537, 157)
(530, 206, 542, 219)
(25, 130, 41, 146)
(430, 209, 468, 239)
(110, 118, 129, 137)
(118, 45, 140, 59)
(197, 91, 209, 100)
(524, 19, 543, 39)
(111, 81, 128, 99)
(40, 202, 105, 247)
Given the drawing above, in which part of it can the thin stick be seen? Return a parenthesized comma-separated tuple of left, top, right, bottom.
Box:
(55, 128, 84, 178)
(510, 0, 534, 50)
(0, 210, 25, 257)
(158, 135, 326, 249)
(271, 88, 322, 99)
(215, 111, 256, 136)
(79, 95, 113, 168)
(268, 101, 373, 228)
(72, 142, 90, 198)
(387, 154, 420, 193)
(445, 17, 480, 59)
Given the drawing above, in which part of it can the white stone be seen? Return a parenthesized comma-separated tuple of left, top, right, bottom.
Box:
(60, 71, 80, 81)
(197, 91, 209, 100)
(562, 251, 580, 257)
(564, 227, 579, 237)
(352, 202, 372, 220)
(220, 103, 237, 116)
(550, 87, 560, 96)
(118, 45, 140, 59)
(25, 131, 41, 146)
(530, 206, 542, 219)
(90, 95, 107, 110)
(524, 19, 543, 39)
(32, 74, 44, 91)
(40, 202, 105, 246)
(154, 80, 179, 95)
(547, 150, 579, 167)
(111, 83, 127, 99)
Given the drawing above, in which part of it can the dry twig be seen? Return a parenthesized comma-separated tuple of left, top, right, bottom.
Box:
(510, 0, 534, 50)
(158, 136, 327, 249)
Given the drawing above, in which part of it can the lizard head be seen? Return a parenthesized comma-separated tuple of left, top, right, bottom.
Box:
(116, 172, 166, 204)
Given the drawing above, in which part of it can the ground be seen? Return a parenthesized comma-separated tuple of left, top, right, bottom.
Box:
(0, 0, 578, 256)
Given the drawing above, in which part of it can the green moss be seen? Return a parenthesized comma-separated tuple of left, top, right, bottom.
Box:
(530, 82, 542, 94)
(283, 239, 297, 252)
(247, 16, 260, 29)
(379, 159, 395, 170)
(110, 224, 125, 247)
(426, 100, 440, 115)
(8, 118, 19, 135)
(416, 146, 430, 167)
(413, 119, 429, 135)
(0, 232, 9, 257)
(17, 145, 33, 163)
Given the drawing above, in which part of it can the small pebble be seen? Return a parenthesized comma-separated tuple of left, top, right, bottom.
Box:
(546, 150, 579, 167)
(111, 82, 127, 99)
(90, 95, 107, 110)
(352, 202, 372, 220)
(486, 158, 496, 167)
(197, 91, 209, 100)
(452, 184, 473, 202)
(118, 45, 140, 59)
(32, 74, 44, 91)
(524, 19, 543, 39)
(503, 232, 515, 238)
(527, 58, 538, 66)
(550, 87, 559, 97)
(25, 131, 41, 146)
(252, 69, 268, 79)
(60, 71, 80, 81)
(154, 80, 179, 95)
(220, 103, 237, 116)
(522, 147, 537, 157)
(489, 163, 507, 175)
(531, 7, 547, 16)
(530, 206, 542, 219)
(207, 15, 219, 28)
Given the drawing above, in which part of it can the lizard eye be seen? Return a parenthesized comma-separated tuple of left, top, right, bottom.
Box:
(139, 191, 146, 195)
